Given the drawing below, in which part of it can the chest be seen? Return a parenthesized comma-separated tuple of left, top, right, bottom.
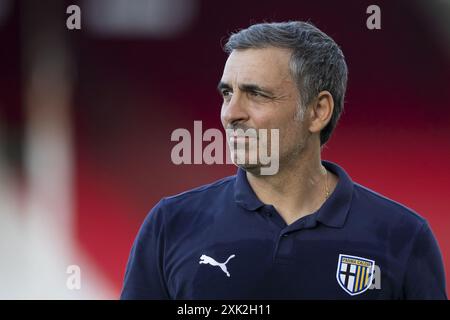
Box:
(163, 224, 402, 299)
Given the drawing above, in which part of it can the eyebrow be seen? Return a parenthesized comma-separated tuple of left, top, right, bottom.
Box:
(217, 81, 231, 92)
(217, 81, 274, 96)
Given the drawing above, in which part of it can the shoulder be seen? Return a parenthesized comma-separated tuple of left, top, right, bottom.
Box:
(163, 174, 236, 206)
(142, 174, 236, 227)
(352, 182, 427, 232)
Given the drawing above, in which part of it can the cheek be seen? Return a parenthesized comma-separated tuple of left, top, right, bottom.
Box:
(220, 105, 227, 126)
(279, 119, 305, 149)
(269, 109, 299, 132)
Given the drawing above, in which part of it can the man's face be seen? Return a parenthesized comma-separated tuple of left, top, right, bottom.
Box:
(219, 47, 310, 174)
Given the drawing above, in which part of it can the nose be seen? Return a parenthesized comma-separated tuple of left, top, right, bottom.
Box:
(221, 94, 249, 127)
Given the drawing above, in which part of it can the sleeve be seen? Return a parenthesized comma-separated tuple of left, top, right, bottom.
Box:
(120, 200, 171, 299)
(402, 221, 447, 299)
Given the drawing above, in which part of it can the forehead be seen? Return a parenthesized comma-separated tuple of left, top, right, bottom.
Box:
(221, 47, 293, 87)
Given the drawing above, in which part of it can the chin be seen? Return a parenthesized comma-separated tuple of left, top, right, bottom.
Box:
(235, 163, 269, 176)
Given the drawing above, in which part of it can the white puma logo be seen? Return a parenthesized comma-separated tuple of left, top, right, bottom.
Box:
(199, 254, 236, 277)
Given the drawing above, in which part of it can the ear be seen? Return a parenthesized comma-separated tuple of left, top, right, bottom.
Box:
(308, 90, 334, 134)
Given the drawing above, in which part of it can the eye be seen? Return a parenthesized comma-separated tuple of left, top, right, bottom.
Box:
(221, 89, 232, 100)
(248, 91, 269, 99)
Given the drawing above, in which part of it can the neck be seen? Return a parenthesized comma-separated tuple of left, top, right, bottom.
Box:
(246, 146, 337, 225)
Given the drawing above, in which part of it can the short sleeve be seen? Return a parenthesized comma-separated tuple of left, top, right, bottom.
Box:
(120, 200, 171, 299)
(402, 222, 447, 299)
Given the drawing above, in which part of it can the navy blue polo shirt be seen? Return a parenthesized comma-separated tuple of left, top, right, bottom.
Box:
(121, 161, 447, 299)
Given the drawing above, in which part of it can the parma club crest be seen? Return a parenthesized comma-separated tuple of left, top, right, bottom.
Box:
(336, 254, 375, 296)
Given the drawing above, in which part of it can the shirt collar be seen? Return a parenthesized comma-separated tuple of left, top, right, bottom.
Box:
(234, 167, 266, 211)
(233, 160, 354, 228)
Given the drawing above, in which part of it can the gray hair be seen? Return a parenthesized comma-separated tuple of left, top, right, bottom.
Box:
(224, 21, 348, 146)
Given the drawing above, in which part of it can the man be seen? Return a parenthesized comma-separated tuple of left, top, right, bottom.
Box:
(121, 21, 447, 299)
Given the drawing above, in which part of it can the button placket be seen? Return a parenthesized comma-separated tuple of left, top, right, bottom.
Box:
(273, 231, 294, 261)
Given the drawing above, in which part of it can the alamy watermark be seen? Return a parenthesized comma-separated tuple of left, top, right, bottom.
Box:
(66, 265, 81, 290)
(66, 5, 81, 30)
(170, 121, 280, 175)
(366, 5, 381, 30)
